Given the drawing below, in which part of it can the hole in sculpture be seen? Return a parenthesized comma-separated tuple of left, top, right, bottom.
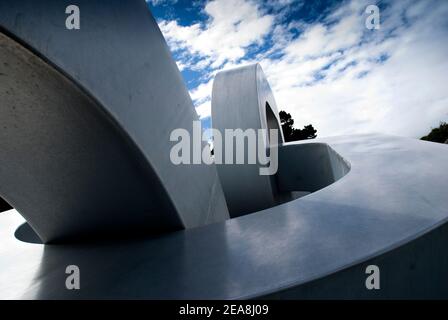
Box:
(265, 102, 282, 145)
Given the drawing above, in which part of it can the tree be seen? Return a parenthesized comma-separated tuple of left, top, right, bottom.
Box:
(421, 122, 448, 144)
(279, 110, 317, 142)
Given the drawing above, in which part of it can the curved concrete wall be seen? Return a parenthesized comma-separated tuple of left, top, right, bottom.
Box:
(212, 64, 286, 217)
(0, 32, 181, 242)
(277, 143, 350, 193)
(0, 0, 229, 243)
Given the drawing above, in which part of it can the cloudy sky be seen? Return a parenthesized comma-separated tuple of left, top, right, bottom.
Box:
(147, 0, 448, 138)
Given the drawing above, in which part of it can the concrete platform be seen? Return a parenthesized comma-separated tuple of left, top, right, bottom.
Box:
(1, 134, 448, 299)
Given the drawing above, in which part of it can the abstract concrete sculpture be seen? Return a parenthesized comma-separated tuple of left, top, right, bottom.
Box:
(1, 0, 448, 299)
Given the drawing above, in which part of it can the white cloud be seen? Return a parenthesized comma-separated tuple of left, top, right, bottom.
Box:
(190, 79, 213, 104)
(157, 0, 448, 137)
(159, 0, 274, 70)
(158, 0, 275, 118)
(189, 79, 214, 119)
(259, 0, 448, 137)
(195, 100, 213, 119)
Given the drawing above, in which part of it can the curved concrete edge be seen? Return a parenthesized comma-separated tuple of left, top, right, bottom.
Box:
(0, 0, 229, 242)
(1, 134, 448, 299)
(254, 64, 285, 145)
(211, 64, 286, 217)
(262, 217, 448, 299)
(0, 31, 182, 243)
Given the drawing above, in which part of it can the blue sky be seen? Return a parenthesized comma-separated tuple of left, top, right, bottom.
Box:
(146, 0, 448, 138)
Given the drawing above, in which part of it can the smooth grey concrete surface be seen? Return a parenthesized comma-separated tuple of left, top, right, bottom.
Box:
(212, 64, 287, 217)
(1, 134, 448, 299)
(264, 220, 448, 299)
(277, 143, 350, 193)
(0, 0, 229, 243)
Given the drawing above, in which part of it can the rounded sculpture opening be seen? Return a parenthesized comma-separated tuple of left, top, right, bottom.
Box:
(265, 102, 283, 146)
